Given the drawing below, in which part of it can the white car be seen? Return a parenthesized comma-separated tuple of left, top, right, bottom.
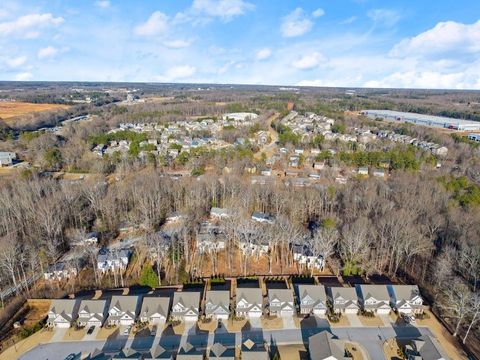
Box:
(123, 326, 131, 335)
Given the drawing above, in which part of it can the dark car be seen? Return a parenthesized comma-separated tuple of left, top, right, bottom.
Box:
(87, 326, 95, 334)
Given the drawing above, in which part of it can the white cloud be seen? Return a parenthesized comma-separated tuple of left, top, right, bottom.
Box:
(367, 9, 401, 27)
(390, 20, 480, 59)
(292, 52, 326, 70)
(312, 8, 325, 18)
(14, 72, 33, 81)
(191, 0, 254, 22)
(255, 48, 272, 60)
(281, 8, 313, 38)
(38, 46, 59, 59)
(0, 13, 64, 38)
(162, 39, 192, 49)
(0, 9, 8, 18)
(134, 11, 169, 36)
(5, 56, 27, 68)
(156, 65, 197, 82)
(340, 16, 357, 25)
(95, 0, 111, 9)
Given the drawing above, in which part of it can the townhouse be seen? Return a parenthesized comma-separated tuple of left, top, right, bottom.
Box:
(205, 290, 230, 320)
(107, 296, 140, 326)
(357, 284, 391, 314)
(308, 331, 345, 360)
(77, 299, 107, 328)
(328, 287, 360, 314)
(297, 285, 328, 315)
(139, 296, 170, 324)
(236, 288, 263, 318)
(267, 289, 295, 317)
(47, 299, 79, 328)
(171, 292, 201, 322)
(389, 285, 424, 315)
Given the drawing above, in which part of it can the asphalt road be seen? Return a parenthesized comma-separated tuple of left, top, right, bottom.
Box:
(19, 325, 433, 360)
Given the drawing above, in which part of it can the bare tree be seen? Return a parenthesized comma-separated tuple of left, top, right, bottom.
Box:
(146, 231, 169, 286)
(441, 282, 472, 337)
(463, 293, 480, 344)
(0, 235, 19, 293)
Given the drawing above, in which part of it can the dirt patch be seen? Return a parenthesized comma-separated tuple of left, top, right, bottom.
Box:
(197, 319, 217, 333)
(383, 338, 401, 360)
(261, 316, 283, 330)
(0, 328, 53, 360)
(0, 101, 70, 121)
(172, 322, 185, 335)
(226, 318, 247, 332)
(96, 326, 118, 340)
(347, 342, 367, 360)
(277, 344, 307, 360)
(24, 299, 51, 327)
(62, 327, 86, 341)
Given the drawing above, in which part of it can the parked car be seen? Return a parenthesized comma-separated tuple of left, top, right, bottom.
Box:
(151, 325, 157, 336)
(87, 326, 95, 335)
(123, 326, 131, 335)
(64, 354, 76, 360)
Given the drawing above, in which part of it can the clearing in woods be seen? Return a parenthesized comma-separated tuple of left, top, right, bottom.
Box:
(0, 101, 70, 121)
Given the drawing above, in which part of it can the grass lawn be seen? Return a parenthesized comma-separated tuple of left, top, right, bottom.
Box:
(197, 319, 218, 333)
(329, 315, 350, 327)
(95, 326, 118, 340)
(277, 344, 308, 360)
(261, 316, 283, 330)
(0, 329, 53, 360)
(382, 338, 402, 360)
(62, 328, 86, 341)
(226, 318, 247, 332)
(358, 315, 384, 327)
(347, 342, 367, 360)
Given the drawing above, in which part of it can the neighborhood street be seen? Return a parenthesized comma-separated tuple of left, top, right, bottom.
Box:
(19, 324, 432, 360)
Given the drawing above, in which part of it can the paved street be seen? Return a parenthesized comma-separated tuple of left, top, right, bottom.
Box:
(19, 324, 432, 360)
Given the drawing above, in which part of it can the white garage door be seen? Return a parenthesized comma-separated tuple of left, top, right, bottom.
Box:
(344, 308, 358, 314)
(55, 322, 70, 328)
(120, 319, 133, 326)
(281, 310, 294, 316)
(377, 308, 390, 315)
(248, 311, 262, 318)
(216, 314, 229, 320)
(313, 309, 326, 315)
(184, 315, 198, 322)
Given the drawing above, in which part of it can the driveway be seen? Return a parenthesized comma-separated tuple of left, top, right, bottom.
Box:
(282, 316, 296, 329)
(179, 321, 197, 348)
(51, 328, 68, 342)
(82, 327, 100, 341)
(379, 315, 392, 327)
(346, 314, 363, 327)
(249, 317, 262, 329)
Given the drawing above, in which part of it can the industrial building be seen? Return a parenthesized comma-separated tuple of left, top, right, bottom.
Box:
(361, 110, 480, 131)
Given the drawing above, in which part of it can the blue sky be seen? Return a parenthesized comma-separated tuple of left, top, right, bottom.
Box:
(0, 0, 479, 89)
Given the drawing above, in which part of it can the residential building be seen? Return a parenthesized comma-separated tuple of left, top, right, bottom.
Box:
(139, 296, 170, 324)
(47, 299, 79, 328)
(236, 288, 263, 318)
(210, 207, 231, 219)
(328, 287, 359, 314)
(77, 300, 107, 328)
(297, 285, 328, 315)
(358, 167, 369, 175)
(97, 248, 131, 273)
(251, 211, 274, 224)
(404, 335, 449, 360)
(171, 292, 201, 322)
(44, 262, 77, 281)
(107, 296, 140, 326)
(356, 284, 391, 314)
(389, 285, 423, 315)
(0, 152, 16, 167)
(308, 330, 345, 360)
(292, 244, 324, 270)
(205, 290, 230, 320)
(268, 289, 295, 317)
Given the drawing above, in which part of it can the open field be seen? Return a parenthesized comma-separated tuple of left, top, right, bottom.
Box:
(0, 101, 70, 121)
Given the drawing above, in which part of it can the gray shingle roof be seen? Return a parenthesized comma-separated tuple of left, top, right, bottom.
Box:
(308, 331, 345, 360)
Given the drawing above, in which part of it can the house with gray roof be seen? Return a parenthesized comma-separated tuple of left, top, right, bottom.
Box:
(241, 340, 269, 360)
(47, 299, 79, 328)
(107, 296, 140, 326)
(144, 345, 173, 359)
(77, 299, 107, 328)
(171, 292, 201, 322)
(328, 287, 359, 314)
(0, 152, 16, 167)
(356, 284, 391, 314)
(297, 285, 328, 315)
(210, 207, 231, 219)
(209, 343, 235, 360)
(205, 290, 230, 320)
(404, 335, 449, 360)
(236, 288, 263, 318)
(308, 330, 346, 360)
(268, 289, 295, 317)
(140, 296, 170, 324)
(389, 285, 424, 315)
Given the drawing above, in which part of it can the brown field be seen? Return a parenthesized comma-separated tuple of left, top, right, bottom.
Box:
(0, 101, 70, 121)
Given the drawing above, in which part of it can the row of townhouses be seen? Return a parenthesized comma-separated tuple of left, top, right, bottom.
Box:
(47, 284, 423, 329)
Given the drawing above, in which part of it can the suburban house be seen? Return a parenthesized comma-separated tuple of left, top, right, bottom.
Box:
(238, 238, 269, 256)
(236, 288, 263, 318)
(267, 289, 295, 317)
(205, 290, 230, 320)
(0, 152, 16, 167)
(196, 222, 225, 254)
(389, 285, 424, 315)
(145, 345, 173, 359)
(209, 343, 235, 360)
(358, 167, 369, 175)
(292, 244, 324, 270)
(97, 248, 131, 273)
(404, 335, 448, 360)
(356, 284, 391, 314)
(71, 232, 98, 247)
(241, 340, 269, 360)
(139, 296, 170, 324)
(47, 299, 79, 328)
(107, 296, 140, 326)
(176, 343, 204, 360)
(77, 300, 107, 328)
(210, 207, 231, 219)
(44, 262, 78, 281)
(308, 331, 345, 360)
(171, 292, 201, 322)
(297, 285, 328, 315)
(328, 287, 359, 314)
(251, 211, 274, 224)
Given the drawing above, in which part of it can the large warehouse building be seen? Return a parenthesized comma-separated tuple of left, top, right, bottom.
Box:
(361, 110, 480, 131)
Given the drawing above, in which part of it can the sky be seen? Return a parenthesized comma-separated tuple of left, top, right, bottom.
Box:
(0, 0, 479, 89)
